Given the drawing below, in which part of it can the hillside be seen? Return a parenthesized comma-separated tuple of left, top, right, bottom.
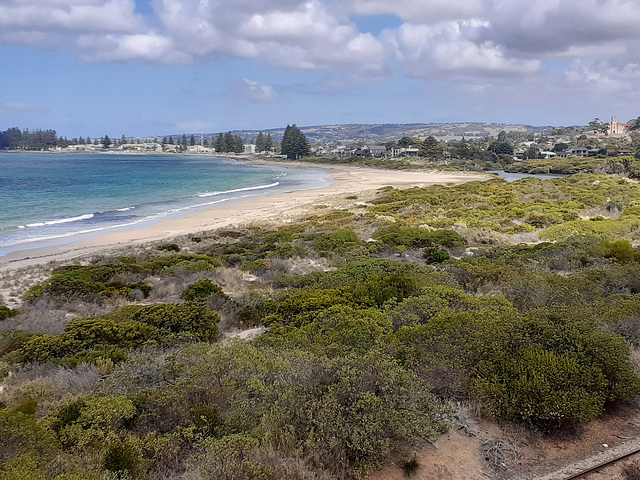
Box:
(239, 122, 552, 144)
(170, 122, 554, 145)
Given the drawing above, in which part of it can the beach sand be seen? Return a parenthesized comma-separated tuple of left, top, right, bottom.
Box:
(0, 162, 488, 305)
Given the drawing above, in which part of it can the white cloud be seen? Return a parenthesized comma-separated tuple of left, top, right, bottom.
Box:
(75, 32, 186, 63)
(0, 101, 50, 113)
(499, 1, 640, 53)
(348, 0, 486, 23)
(565, 59, 640, 95)
(226, 79, 282, 104)
(385, 21, 540, 80)
(0, 0, 145, 38)
(2, 0, 640, 97)
(151, 0, 386, 71)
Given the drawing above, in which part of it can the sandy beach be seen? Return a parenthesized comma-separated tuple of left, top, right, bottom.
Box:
(0, 161, 488, 276)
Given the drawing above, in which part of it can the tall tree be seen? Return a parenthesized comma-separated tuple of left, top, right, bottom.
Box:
(420, 136, 443, 159)
(223, 132, 235, 153)
(190, 134, 196, 146)
(255, 132, 265, 152)
(215, 133, 225, 152)
(102, 135, 112, 148)
(281, 124, 309, 160)
(264, 133, 274, 152)
(488, 141, 514, 155)
(588, 118, 604, 135)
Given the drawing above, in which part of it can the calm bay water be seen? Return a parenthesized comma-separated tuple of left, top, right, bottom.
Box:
(487, 170, 565, 182)
(0, 153, 329, 256)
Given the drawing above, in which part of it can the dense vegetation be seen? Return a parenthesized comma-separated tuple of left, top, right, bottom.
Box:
(281, 124, 310, 160)
(0, 127, 60, 150)
(2, 173, 640, 478)
(505, 155, 640, 177)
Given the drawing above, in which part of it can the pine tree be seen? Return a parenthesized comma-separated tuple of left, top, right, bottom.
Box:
(102, 135, 112, 148)
(256, 132, 265, 152)
(190, 134, 196, 146)
(215, 133, 225, 152)
(181, 134, 188, 146)
(419, 136, 442, 159)
(235, 135, 245, 153)
(265, 133, 274, 152)
(224, 132, 235, 152)
(281, 124, 309, 159)
(168, 136, 174, 145)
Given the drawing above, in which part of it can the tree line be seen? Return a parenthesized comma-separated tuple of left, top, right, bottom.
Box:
(0, 127, 59, 150)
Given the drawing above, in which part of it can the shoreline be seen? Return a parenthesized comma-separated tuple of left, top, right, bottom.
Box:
(0, 162, 489, 272)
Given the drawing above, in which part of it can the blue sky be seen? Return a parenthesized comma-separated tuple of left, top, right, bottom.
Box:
(1, 0, 639, 138)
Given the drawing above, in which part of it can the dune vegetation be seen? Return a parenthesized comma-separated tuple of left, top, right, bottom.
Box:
(2, 173, 640, 479)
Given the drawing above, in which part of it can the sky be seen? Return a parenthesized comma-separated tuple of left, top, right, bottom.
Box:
(1, 0, 640, 138)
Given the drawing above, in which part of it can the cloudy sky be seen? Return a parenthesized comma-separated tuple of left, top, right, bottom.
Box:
(1, 0, 639, 137)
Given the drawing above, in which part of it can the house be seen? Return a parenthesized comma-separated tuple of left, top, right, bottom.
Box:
(391, 147, 420, 157)
(607, 149, 634, 156)
(366, 145, 387, 158)
(244, 144, 256, 154)
(559, 147, 593, 157)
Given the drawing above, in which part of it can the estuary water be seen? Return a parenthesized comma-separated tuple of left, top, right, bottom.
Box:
(487, 170, 565, 182)
(0, 153, 330, 256)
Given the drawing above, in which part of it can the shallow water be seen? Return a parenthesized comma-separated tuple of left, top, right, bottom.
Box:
(0, 153, 329, 256)
(486, 170, 565, 182)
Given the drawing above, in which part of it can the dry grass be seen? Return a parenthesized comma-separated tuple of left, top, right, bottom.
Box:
(629, 346, 640, 377)
(481, 425, 529, 475)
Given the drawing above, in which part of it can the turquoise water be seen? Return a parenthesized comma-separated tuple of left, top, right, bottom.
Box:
(0, 153, 329, 256)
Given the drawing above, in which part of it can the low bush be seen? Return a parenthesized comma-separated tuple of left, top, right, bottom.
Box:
(181, 279, 223, 301)
(373, 225, 465, 249)
(20, 303, 220, 364)
(0, 306, 18, 321)
(313, 228, 362, 253)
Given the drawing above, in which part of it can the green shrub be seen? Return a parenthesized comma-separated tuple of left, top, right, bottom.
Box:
(103, 442, 138, 476)
(240, 259, 270, 273)
(423, 247, 450, 264)
(604, 240, 639, 263)
(20, 303, 220, 363)
(0, 454, 47, 480)
(0, 306, 18, 321)
(14, 399, 38, 416)
(373, 225, 465, 249)
(0, 409, 59, 462)
(0, 331, 33, 358)
(181, 279, 223, 301)
(157, 243, 180, 252)
(313, 229, 362, 253)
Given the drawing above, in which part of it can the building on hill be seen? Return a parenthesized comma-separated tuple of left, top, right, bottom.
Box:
(610, 116, 630, 136)
(558, 147, 597, 158)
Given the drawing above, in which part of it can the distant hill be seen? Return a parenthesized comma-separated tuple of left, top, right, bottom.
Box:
(177, 122, 553, 145)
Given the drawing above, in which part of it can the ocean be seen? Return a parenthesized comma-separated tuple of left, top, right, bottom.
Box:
(0, 153, 330, 257)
